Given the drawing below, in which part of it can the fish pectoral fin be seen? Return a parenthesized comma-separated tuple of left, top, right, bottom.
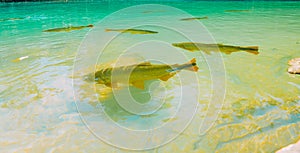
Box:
(160, 73, 176, 81)
(132, 81, 145, 90)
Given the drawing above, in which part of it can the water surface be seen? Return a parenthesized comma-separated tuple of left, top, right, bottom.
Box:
(0, 1, 299, 152)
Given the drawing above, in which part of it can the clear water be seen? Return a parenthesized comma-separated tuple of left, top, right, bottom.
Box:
(0, 1, 300, 152)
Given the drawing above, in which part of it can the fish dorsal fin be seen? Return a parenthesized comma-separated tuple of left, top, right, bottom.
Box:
(160, 73, 176, 81)
(132, 81, 145, 89)
(137, 62, 151, 66)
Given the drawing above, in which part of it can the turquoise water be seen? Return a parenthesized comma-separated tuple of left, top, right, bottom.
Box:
(0, 1, 300, 152)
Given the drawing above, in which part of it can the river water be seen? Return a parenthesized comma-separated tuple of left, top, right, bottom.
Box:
(0, 1, 299, 152)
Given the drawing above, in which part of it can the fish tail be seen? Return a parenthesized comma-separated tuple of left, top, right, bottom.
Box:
(246, 50, 259, 55)
(185, 58, 199, 72)
(242, 46, 259, 55)
(246, 46, 259, 51)
(167, 58, 199, 72)
(87, 24, 94, 27)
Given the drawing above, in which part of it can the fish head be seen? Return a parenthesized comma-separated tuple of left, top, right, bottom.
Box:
(94, 71, 109, 84)
(84, 72, 106, 84)
(95, 77, 106, 84)
(83, 73, 95, 82)
(172, 42, 196, 51)
(172, 43, 183, 48)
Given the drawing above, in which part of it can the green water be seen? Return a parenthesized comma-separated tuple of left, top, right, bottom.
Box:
(0, 1, 300, 152)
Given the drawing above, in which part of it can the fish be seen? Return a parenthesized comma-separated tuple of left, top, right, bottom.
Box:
(43, 24, 93, 32)
(11, 56, 29, 62)
(180, 16, 208, 21)
(224, 10, 250, 13)
(105, 28, 158, 34)
(172, 42, 259, 55)
(0, 17, 25, 22)
(94, 58, 199, 89)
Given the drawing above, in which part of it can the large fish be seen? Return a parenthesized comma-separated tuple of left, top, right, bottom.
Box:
(180, 16, 208, 21)
(43, 24, 93, 32)
(105, 28, 158, 34)
(94, 58, 199, 89)
(172, 42, 259, 55)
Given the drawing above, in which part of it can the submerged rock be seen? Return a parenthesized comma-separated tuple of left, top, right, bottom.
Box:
(288, 65, 300, 74)
(288, 58, 300, 66)
(277, 139, 300, 153)
(288, 58, 300, 74)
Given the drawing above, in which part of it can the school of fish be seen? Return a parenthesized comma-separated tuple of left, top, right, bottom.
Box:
(5, 13, 295, 83)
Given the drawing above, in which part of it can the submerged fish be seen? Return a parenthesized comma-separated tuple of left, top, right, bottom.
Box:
(43, 24, 93, 32)
(224, 10, 250, 13)
(0, 17, 25, 22)
(94, 58, 199, 89)
(172, 42, 259, 55)
(105, 28, 158, 34)
(180, 16, 208, 21)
